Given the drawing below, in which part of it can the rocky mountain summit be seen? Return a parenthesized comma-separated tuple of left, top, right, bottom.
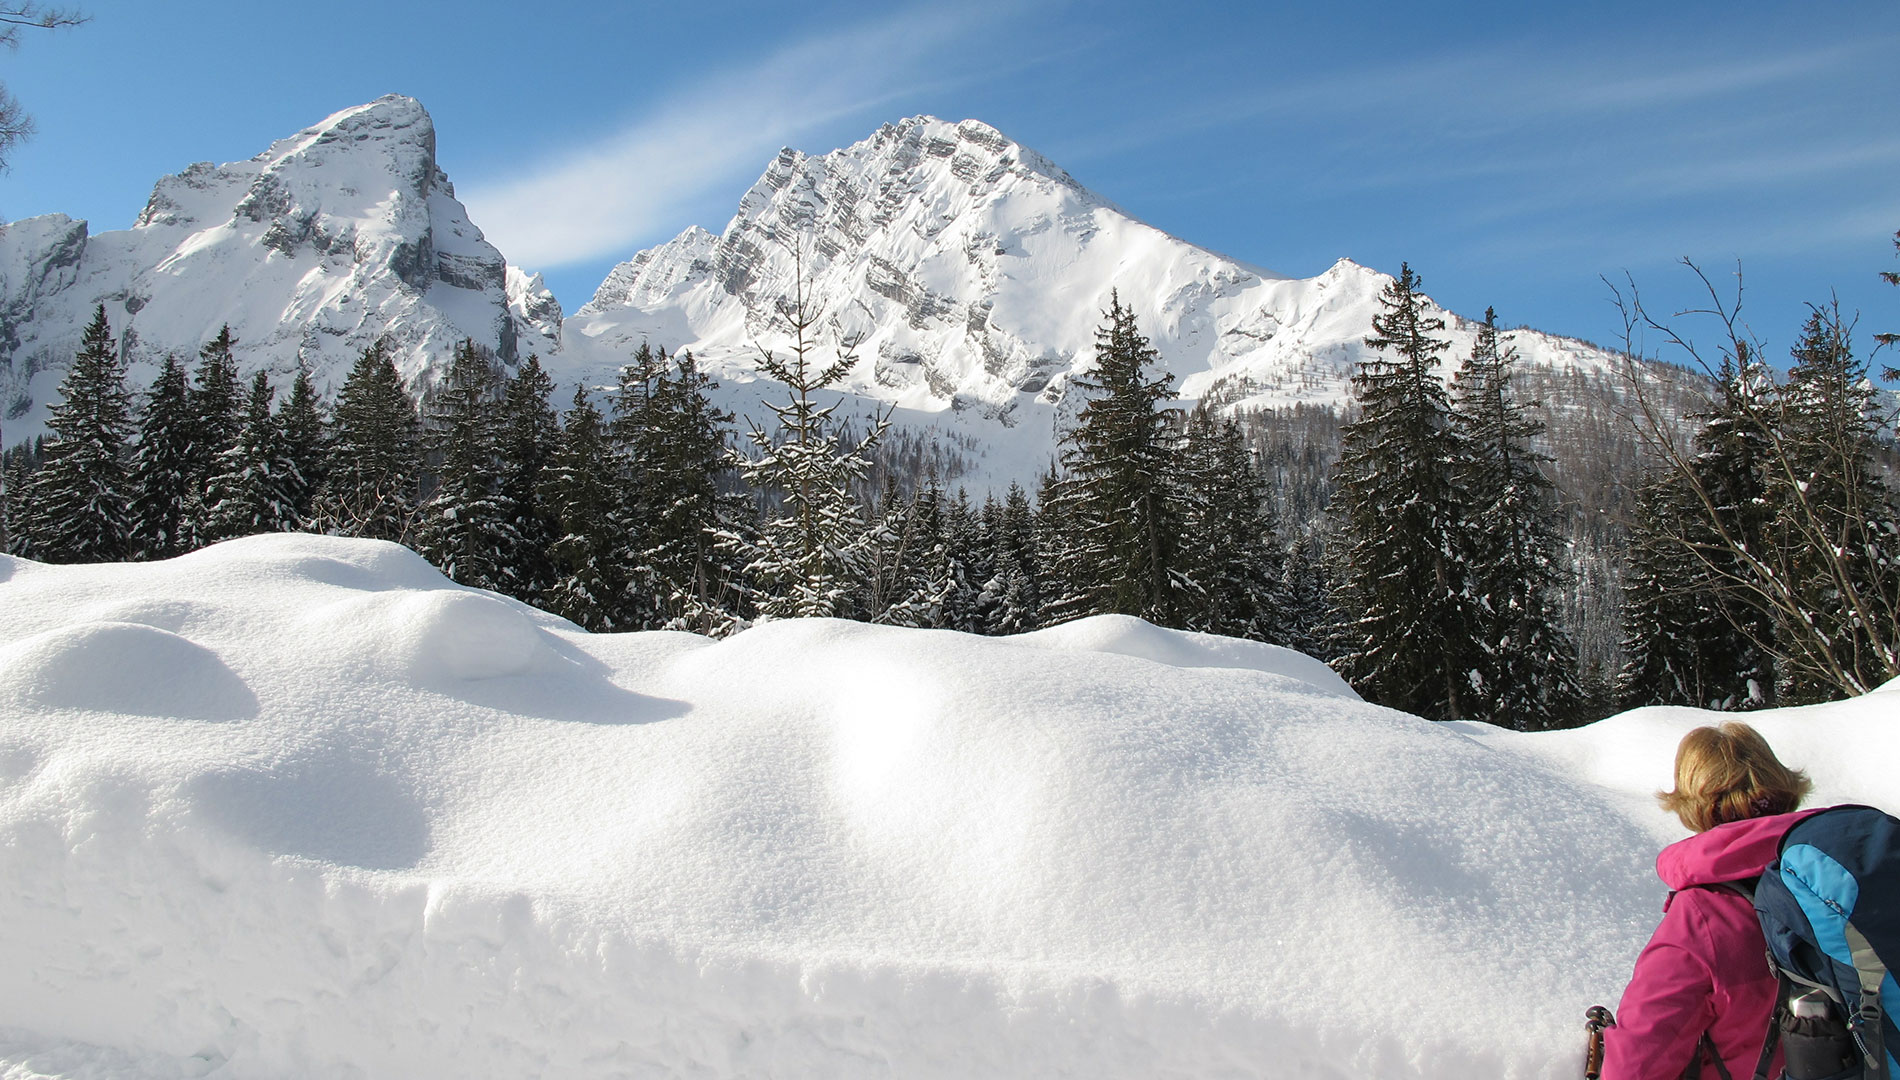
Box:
(0, 95, 558, 441)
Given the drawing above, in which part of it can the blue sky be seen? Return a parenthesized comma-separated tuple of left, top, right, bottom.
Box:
(2, 0, 1895, 366)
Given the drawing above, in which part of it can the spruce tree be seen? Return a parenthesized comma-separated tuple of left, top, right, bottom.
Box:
(313, 339, 421, 542)
(1280, 531, 1336, 661)
(984, 482, 1042, 634)
(1043, 292, 1190, 627)
(187, 325, 243, 525)
(730, 285, 888, 620)
(542, 385, 626, 631)
(28, 305, 134, 562)
(1033, 467, 1078, 627)
(494, 354, 561, 607)
(1180, 406, 1286, 641)
(1765, 306, 1898, 701)
(203, 370, 294, 541)
(1618, 468, 1733, 708)
(416, 339, 516, 591)
(635, 348, 749, 632)
(1688, 350, 1779, 708)
(128, 352, 200, 558)
(1329, 264, 1481, 720)
(277, 365, 326, 528)
(1450, 308, 1583, 728)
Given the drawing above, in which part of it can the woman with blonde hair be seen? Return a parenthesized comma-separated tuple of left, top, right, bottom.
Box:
(1601, 721, 1817, 1080)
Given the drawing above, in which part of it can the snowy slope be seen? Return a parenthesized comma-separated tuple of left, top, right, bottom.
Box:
(3, 534, 1892, 1078)
(562, 115, 1625, 486)
(0, 95, 560, 444)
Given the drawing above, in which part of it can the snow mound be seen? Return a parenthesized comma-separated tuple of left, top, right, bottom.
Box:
(0, 534, 1893, 1078)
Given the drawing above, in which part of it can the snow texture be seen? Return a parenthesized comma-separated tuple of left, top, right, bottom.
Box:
(2, 534, 1891, 1078)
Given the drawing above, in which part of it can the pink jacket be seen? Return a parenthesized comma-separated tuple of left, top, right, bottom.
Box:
(1602, 811, 1819, 1080)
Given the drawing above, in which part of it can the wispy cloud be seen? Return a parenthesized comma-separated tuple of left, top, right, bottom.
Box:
(460, 8, 987, 270)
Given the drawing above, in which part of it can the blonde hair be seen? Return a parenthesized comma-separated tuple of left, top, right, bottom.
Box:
(1657, 722, 1813, 833)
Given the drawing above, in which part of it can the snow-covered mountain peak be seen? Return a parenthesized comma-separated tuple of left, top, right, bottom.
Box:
(1, 96, 554, 443)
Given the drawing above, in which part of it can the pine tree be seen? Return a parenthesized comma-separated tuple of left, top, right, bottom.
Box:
(1280, 531, 1336, 660)
(415, 339, 516, 591)
(635, 348, 750, 633)
(878, 473, 954, 627)
(542, 385, 626, 631)
(1450, 308, 1583, 728)
(609, 342, 664, 626)
(1329, 264, 1481, 720)
(494, 354, 561, 607)
(27, 305, 134, 562)
(128, 352, 200, 558)
(1179, 406, 1286, 641)
(277, 365, 326, 528)
(1618, 468, 1734, 708)
(1764, 306, 1898, 701)
(187, 325, 243, 530)
(985, 482, 1042, 634)
(1033, 467, 1078, 627)
(1043, 292, 1190, 626)
(1688, 350, 1779, 708)
(313, 339, 421, 542)
(730, 282, 888, 620)
(203, 370, 295, 541)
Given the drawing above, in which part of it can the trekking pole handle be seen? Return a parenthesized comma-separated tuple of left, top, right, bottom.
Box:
(1585, 1005, 1616, 1080)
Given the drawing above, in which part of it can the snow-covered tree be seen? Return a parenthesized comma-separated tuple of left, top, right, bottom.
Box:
(203, 371, 295, 541)
(313, 339, 421, 542)
(277, 365, 326, 529)
(187, 325, 243, 504)
(542, 385, 626, 632)
(1042, 293, 1190, 627)
(730, 282, 888, 620)
(128, 352, 200, 558)
(1329, 264, 1481, 721)
(634, 348, 750, 633)
(416, 339, 516, 591)
(494, 354, 561, 607)
(984, 482, 1042, 634)
(1450, 308, 1583, 729)
(1180, 406, 1286, 642)
(27, 305, 134, 562)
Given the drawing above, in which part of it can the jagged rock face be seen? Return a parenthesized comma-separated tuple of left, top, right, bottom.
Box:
(564, 116, 1621, 475)
(0, 95, 556, 441)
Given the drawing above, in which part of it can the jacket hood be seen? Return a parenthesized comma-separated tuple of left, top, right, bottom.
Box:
(1655, 810, 1820, 890)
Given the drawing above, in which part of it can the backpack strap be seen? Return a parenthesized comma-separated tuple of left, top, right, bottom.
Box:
(1749, 970, 1789, 1080)
(1686, 1032, 1734, 1080)
(1843, 922, 1889, 1080)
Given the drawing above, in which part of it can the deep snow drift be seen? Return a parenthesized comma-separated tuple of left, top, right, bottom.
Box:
(0, 535, 1892, 1079)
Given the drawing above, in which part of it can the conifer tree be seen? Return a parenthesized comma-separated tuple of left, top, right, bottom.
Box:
(277, 365, 325, 529)
(1761, 306, 1899, 701)
(203, 370, 294, 541)
(313, 340, 421, 542)
(730, 282, 888, 620)
(416, 339, 516, 591)
(1450, 308, 1583, 728)
(635, 348, 750, 632)
(494, 354, 561, 607)
(1618, 468, 1734, 708)
(187, 325, 243, 514)
(1180, 406, 1286, 641)
(1329, 264, 1481, 720)
(128, 352, 200, 558)
(878, 472, 955, 628)
(984, 482, 1042, 634)
(1043, 292, 1190, 626)
(28, 305, 134, 562)
(542, 385, 626, 631)
(1280, 531, 1336, 660)
(1033, 467, 1078, 627)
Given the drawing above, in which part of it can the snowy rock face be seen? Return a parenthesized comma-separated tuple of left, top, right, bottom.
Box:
(565, 116, 1624, 466)
(0, 95, 556, 442)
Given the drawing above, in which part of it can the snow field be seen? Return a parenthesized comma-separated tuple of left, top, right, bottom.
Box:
(0, 534, 1893, 1078)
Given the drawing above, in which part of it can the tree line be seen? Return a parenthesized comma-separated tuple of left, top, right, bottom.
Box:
(3, 229, 1894, 730)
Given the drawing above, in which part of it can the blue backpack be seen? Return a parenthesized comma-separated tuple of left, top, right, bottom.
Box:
(1743, 806, 1900, 1080)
